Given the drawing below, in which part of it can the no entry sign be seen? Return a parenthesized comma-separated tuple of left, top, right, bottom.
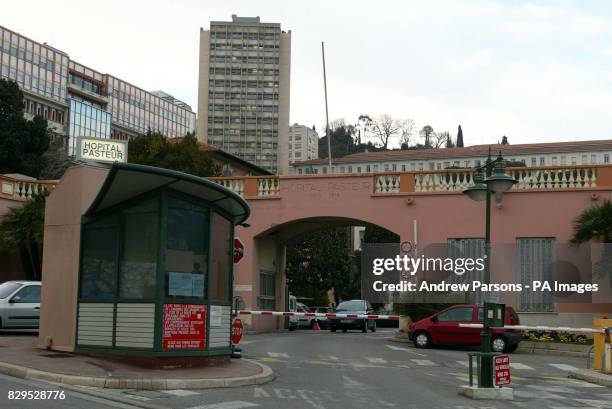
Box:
(231, 318, 244, 345)
(233, 237, 245, 264)
(494, 354, 511, 386)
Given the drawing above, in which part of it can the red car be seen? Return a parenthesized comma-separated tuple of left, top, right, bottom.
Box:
(408, 304, 521, 353)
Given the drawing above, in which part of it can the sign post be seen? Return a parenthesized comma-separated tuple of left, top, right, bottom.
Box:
(494, 354, 511, 387)
(231, 318, 244, 346)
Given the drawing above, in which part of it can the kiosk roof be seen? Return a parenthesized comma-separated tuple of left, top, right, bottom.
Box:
(85, 163, 250, 224)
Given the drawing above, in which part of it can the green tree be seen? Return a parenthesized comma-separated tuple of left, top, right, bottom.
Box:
(128, 131, 220, 176)
(0, 79, 50, 176)
(0, 192, 47, 280)
(419, 125, 435, 148)
(286, 228, 359, 305)
(456, 125, 464, 147)
(571, 200, 612, 283)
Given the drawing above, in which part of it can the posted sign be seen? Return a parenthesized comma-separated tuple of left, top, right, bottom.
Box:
(162, 304, 206, 350)
(77, 137, 127, 163)
(494, 354, 511, 386)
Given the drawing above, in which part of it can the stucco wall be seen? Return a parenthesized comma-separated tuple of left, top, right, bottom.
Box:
(37, 165, 109, 351)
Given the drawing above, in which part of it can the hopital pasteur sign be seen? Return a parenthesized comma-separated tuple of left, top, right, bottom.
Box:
(77, 137, 128, 163)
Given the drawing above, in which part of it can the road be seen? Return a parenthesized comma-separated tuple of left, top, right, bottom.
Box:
(0, 329, 610, 409)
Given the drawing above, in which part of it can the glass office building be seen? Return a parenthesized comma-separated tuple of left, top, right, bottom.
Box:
(0, 24, 196, 157)
(68, 99, 112, 156)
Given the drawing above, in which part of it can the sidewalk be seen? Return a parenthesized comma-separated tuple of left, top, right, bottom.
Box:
(0, 336, 273, 390)
(569, 368, 612, 387)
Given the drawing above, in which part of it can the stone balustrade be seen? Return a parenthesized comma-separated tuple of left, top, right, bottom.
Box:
(0, 175, 57, 201)
(211, 165, 612, 199)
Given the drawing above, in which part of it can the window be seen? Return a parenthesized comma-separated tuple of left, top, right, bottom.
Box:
(517, 238, 555, 312)
(260, 271, 275, 310)
(447, 238, 485, 303)
(12, 285, 40, 303)
(605, 154, 610, 164)
(0, 282, 21, 299)
(582, 154, 587, 164)
(80, 216, 118, 300)
(120, 199, 159, 299)
(591, 154, 596, 164)
(436, 306, 474, 322)
(551, 156, 558, 166)
(210, 213, 232, 301)
(165, 197, 208, 299)
(560, 156, 566, 165)
(531, 158, 537, 166)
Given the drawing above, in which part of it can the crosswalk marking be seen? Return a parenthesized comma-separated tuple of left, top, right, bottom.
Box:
(165, 389, 200, 397)
(410, 359, 436, 366)
(510, 362, 534, 370)
(267, 352, 289, 358)
(366, 357, 387, 364)
(548, 363, 578, 371)
(187, 402, 260, 409)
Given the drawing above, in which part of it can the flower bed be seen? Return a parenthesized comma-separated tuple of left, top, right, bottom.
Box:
(521, 330, 593, 345)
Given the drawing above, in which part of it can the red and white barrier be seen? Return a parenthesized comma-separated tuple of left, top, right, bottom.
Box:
(458, 323, 605, 334)
(238, 310, 400, 320)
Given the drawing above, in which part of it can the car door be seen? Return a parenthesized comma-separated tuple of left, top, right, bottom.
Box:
(428, 305, 475, 345)
(5, 284, 41, 328)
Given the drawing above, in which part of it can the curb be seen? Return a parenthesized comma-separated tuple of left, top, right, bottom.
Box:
(569, 369, 612, 387)
(0, 358, 275, 390)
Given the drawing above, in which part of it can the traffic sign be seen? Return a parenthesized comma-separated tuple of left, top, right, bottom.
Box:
(233, 237, 245, 264)
(494, 354, 511, 386)
(400, 241, 413, 253)
(231, 318, 244, 345)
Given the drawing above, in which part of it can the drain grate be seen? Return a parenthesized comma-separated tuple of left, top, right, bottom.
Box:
(40, 353, 74, 358)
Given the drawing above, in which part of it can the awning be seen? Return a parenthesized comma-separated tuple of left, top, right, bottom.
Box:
(85, 163, 250, 225)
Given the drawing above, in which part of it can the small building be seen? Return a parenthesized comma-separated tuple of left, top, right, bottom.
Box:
(38, 163, 249, 363)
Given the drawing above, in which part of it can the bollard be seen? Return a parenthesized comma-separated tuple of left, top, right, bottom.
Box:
(593, 318, 612, 371)
(604, 327, 611, 373)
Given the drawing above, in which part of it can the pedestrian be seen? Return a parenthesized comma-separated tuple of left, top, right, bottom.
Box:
(327, 287, 336, 310)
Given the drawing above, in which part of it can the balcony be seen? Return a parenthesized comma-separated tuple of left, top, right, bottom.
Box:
(0, 175, 57, 202)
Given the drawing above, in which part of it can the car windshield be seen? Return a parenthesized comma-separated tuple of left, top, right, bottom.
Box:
(0, 282, 22, 299)
(336, 301, 365, 311)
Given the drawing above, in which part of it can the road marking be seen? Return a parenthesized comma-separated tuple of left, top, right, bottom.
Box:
(510, 362, 534, 370)
(186, 402, 260, 409)
(574, 399, 612, 408)
(562, 379, 604, 388)
(267, 352, 289, 358)
(410, 359, 436, 366)
(253, 387, 270, 398)
(165, 389, 200, 397)
(456, 360, 469, 367)
(327, 355, 339, 361)
(366, 357, 387, 364)
(378, 400, 397, 407)
(342, 375, 365, 389)
(548, 363, 578, 371)
(385, 344, 426, 356)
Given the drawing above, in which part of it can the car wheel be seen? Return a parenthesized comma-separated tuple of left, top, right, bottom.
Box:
(289, 326, 295, 331)
(361, 322, 367, 333)
(342, 328, 347, 333)
(491, 335, 507, 353)
(331, 327, 337, 332)
(370, 321, 376, 332)
(413, 331, 431, 348)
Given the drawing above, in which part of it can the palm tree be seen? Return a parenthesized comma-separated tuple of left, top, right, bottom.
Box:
(0, 192, 47, 280)
(571, 200, 612, 284)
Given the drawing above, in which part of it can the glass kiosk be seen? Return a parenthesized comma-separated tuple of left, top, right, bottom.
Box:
(74, 163, 249, 361)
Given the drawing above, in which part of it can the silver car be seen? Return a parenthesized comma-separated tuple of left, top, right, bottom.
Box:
(0, 281, 41, 329)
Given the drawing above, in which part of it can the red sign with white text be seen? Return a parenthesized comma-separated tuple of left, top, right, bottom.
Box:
(494, 354, 511, 386)
(162, 304, 206, 350)
(231, 318, 244, 345)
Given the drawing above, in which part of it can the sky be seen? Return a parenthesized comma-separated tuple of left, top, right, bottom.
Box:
(4, 0, 612, 147)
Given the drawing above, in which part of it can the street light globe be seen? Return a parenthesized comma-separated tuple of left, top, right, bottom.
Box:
(463, 171, 488, 201)
(486, 160, 517, 193)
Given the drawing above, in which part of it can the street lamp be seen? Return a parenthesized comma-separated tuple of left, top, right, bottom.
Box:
(463, 149, 517, 388)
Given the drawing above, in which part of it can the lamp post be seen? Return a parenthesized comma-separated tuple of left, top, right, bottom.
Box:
(463, 149, 517, 388)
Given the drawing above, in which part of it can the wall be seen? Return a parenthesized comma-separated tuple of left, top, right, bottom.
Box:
(37, 165, 109, 351)
(232, 174, 612, 329)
